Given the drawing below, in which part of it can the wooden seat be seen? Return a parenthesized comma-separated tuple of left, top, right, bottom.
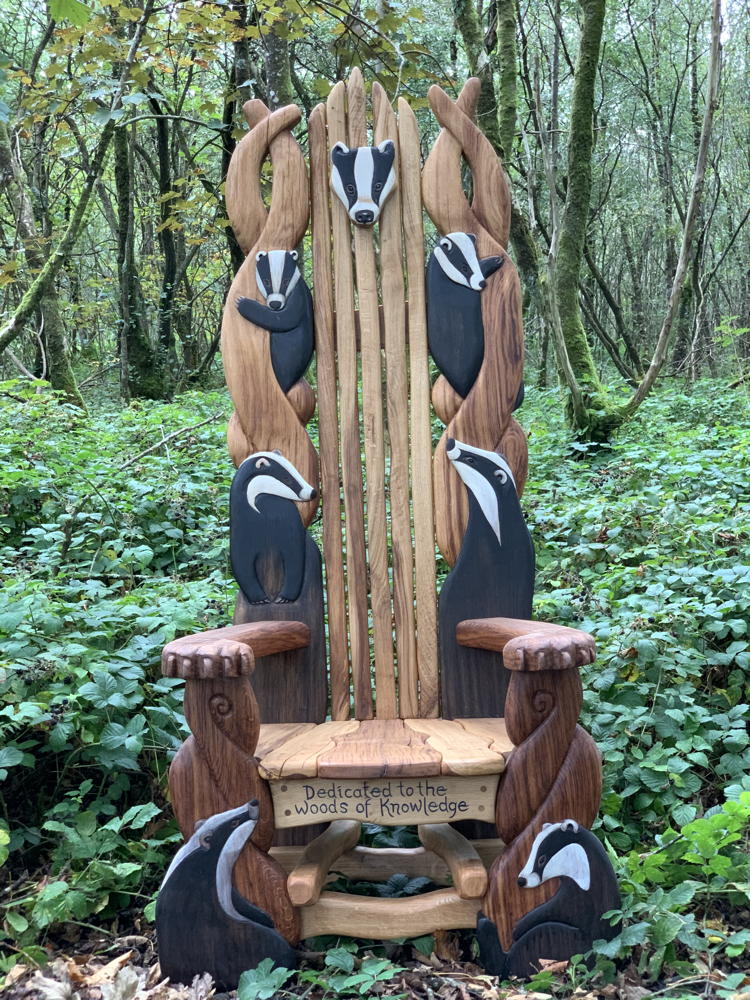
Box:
(256, 718, 513, 780)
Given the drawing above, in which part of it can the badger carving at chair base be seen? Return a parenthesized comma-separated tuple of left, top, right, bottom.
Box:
(476, 820, 620, 979)
(156, 801, 297, 991)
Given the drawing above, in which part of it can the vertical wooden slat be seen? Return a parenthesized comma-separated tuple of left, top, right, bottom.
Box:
(372, 84, 418, 719)
(309, 103, 350, 721)
(398, 97, 439, 718)
(326, 82, 373, 720)
(346, 69, 397, 718)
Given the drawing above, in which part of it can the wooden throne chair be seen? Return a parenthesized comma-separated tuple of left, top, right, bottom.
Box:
(157, 71, 613, 985)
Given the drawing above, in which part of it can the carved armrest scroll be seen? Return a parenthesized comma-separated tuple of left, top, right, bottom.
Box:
(162, 621, 311, 679)
(456, 617, 595, 672)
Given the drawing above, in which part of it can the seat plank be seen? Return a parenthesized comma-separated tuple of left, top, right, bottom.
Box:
(346, 69, 396, 718)
(405, 718, 509, 775)
(398, 97, 439, 718)
(317, 719, 442, 778)
(309, 104, 349, 721)
(255, 722, 316, 760)
(326, 82, 373, 720)
(455, 718, 515, 755)
(258, 720, 360, 780)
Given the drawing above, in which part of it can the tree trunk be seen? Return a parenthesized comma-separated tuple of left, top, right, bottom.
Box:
(0, 122, 85, 408)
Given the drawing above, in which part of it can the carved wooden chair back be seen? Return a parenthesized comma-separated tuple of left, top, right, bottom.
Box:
(220, 70, 526, 725)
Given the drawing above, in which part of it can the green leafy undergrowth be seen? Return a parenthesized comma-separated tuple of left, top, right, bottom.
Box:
(237, 949, 405, 1000)
(1, 378, 749, 984)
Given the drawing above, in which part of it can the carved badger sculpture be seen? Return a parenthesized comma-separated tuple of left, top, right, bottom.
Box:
(230, 450, 317, 605)
(156, 800, 296, 990)
(235, 249, 314, 392)
(477, 820, 621, 979)
(439, 438, 535, 718)
(330, 140, 397, 225)
(426, 232, 503, 399)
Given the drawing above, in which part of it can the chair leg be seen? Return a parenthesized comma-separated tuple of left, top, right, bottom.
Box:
(169, 676, 300, 943)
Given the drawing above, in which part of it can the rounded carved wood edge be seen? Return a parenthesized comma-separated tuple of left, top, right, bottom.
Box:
(161, 637, 256, 678)
(502, 629, 596, 672)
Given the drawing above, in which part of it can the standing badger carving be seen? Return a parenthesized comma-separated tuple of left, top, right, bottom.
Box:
(156, 800, 296, 990)
(330, 140, 397, 225)
(230, 450, 318, 606)
(427, 232, 503, 399)
(439, 438, 534, 719)
(235, 249, 314, 392)
(477, 820, 621, 978)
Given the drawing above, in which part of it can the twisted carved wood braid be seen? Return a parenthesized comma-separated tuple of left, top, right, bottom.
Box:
(168, 677, 300, 943)
(484, 665, 602, 950)
(422, 81, 526, 565)
(221, 100, 318, 522)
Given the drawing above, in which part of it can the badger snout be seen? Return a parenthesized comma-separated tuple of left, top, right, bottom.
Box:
(354, 208, 375, 225)
(301, 486, 318, 501)
(267, 294, 285, 310)
(478, 279, 486, 289)
(517, 875, 527, 887)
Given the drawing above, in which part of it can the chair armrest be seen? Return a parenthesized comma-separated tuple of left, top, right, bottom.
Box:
(456, 616, 595, 672)
(161, 621, 311, 679)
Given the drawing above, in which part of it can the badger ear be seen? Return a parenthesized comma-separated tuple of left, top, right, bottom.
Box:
(560, 819, 579, 833)
(256, 251, 267, 260)
(272, 448, 282, 455)
(193, 818, 206, 833)
(331, 141, 349, 159)
(542, 822, 552, 830)
(439, 237, 452, 250)
(290, 250, 298, 260)
(467, 233, 477, 245)
(377, 139, 395, 155)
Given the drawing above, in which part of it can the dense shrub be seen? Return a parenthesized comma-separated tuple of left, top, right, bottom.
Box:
(0, 378, 748, 979)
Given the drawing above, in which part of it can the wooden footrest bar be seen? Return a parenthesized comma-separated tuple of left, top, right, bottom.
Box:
(418, 824, 488, 899)
(287, 820, 362, 906)
(299, 888, 480, 939)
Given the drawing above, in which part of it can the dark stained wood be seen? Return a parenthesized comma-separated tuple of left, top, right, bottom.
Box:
(486, 726, 603, 951)
(156, 801, 297, 990)
(456, 617, 596, 671)
(235, 268, 314, 392)
(439, 441, 535, 720)
(426, 236, 503, 398)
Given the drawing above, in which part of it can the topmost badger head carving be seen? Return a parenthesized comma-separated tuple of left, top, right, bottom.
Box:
(330, 140, 396, 226)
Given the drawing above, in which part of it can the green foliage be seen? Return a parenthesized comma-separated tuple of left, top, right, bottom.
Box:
(1, 378, 749, 986)
(236, 949, 405, 1000)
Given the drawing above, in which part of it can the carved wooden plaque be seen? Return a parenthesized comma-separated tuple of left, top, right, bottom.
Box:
(270, 774, 500, 828)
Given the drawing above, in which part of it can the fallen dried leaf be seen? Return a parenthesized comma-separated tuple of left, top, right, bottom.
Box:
(87, 951, 136, 987)
(4, 965, 30, 988)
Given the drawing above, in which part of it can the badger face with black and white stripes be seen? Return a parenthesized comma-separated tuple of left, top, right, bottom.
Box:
(255, 250, 301, 310)
(518, 820, 591, 890)
(446, 439, 516, 547)
(434, 232, 503, 291)
(330, 140, 396, 226)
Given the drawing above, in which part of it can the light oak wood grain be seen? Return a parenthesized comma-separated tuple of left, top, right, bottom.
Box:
(373, 82, 418, 720)
(346, 69, 396, 717)
(309, 103, 350, 721)
(271, 838, 506, 883)
(418, 824, 488, 899)
(398, 96, 439, 718)
(326, 81, 373, 720)
(287, 820, 362, 905)
(299, 888, 480, 938)
(405, 718, 511, 775)
(318, 719, 442, 778)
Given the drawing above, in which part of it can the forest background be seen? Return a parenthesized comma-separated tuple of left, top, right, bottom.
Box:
(0, 0, 749, 996)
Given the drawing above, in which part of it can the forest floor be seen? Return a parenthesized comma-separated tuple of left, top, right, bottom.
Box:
(1, 376, 749, 999)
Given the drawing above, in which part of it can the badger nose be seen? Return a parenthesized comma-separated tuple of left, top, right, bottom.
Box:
(309, 488, 318, 500)
(269, 300, 282, 310)
(355, 209, 374, 225)
(517, 875, 527, 888)
(478, 279, 486, 289)
(446, 437, 455, 451)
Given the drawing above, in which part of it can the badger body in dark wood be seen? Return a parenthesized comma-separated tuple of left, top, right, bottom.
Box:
(426, 232, 503, 399)
(439, 438, 534, 719)
(156, 801, 297, 990)
(477, 820, 620, 978)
